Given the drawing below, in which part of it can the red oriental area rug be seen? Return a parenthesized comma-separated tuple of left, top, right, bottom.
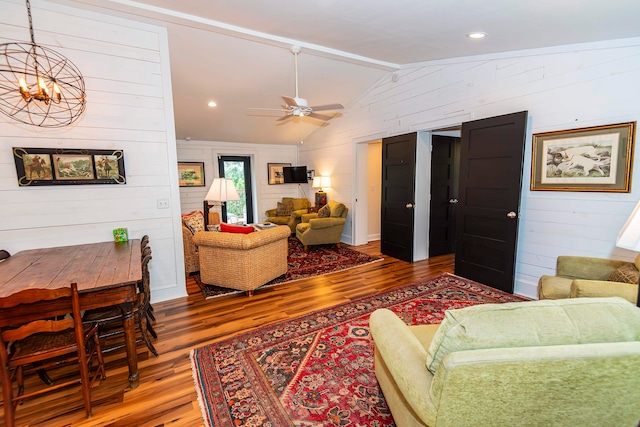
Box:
(190, 273, 528, 427)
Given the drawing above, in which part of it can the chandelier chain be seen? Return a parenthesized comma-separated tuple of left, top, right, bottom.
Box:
(26, 0, 36, 45)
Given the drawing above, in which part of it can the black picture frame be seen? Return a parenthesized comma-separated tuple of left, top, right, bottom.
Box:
(13, 147, 126, 186)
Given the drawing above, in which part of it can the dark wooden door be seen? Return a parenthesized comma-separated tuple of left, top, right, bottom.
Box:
(429, 135, 460, 256)
(454, 111, 528, 293)
(381, 133, 416, 262)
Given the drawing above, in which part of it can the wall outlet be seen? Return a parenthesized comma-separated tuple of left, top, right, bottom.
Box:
(157, 199, 170, 209)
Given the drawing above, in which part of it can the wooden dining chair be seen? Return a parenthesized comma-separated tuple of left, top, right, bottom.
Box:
(83, 251, 158, 357)
(0, 249, 10, 261)
(0, 283, 106, 427)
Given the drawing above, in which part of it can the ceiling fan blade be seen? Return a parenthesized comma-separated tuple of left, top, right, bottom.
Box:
(248, 107, 289, 112)
(307, 112, 334, 121)
(309, 103, 344, 111)
(282, 96, 299, 108)
(276, 114, 292, 121)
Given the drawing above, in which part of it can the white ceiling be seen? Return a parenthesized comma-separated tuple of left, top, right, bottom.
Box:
(56, 0, 640, 144)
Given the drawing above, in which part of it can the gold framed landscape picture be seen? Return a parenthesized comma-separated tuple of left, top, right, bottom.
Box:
(531, 122, 635, 192)
(178, 162, 205, 187)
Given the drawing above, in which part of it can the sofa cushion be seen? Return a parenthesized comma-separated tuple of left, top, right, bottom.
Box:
(219, 222, 255, 234)
(276, 200, 294, 216)
(425, 297, 640, 374)
(608, 263, 639, 284)
(182, 210, 205, 235)
(317, 204, 330, 218)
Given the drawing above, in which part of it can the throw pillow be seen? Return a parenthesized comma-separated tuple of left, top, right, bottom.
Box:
(276, 200, 294, 216)
(219, 222, 255, 234)
(608, 263, 639, 284)
(425, 297, 640, 374)
(317, 204, 331, 218)
(182, 210, 205, 235)
(330, 203, 346, 218)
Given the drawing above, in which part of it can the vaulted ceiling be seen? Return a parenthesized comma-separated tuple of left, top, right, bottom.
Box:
(55, 0, 640, 144)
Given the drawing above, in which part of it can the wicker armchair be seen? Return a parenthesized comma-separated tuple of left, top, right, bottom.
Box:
(193, 225, 291, 296)
(182, 223, 200, 276)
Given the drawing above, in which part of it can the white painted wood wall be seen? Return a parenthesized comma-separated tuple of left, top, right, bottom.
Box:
(301, 38, 640, 299)
(176, 140, 301, 221)
(0, 0, 186, 302)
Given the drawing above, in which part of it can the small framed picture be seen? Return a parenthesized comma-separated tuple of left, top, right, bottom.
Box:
(531, 122, 635, 192)
(268, 163, 290, 185)
(20, 153, 53, 181)
(178, 162, 205, 187)
(94, 154, 121, 179)
(53, 154, 95, 180)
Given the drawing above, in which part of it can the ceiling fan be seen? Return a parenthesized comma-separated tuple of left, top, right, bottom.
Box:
(252, 45, 344, 122)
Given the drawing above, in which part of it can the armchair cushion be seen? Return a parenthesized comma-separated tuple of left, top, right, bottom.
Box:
(317, 204, 330, 218)
(608, 263, 639, 283)
(219, 222, 255, 234)
(426, 297, 640, 374)
(182, 210, 205, 235)
(276, 200, 294, 216)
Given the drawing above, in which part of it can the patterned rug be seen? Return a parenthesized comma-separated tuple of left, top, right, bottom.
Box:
(200, 237, 382, 299)
(190, 273, 528, 427)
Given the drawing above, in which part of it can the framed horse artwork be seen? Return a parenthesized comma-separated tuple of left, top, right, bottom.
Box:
(13, 147, 126, 186)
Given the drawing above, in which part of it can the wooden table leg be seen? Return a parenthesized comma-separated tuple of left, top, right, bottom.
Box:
(121, 302, 139, 388)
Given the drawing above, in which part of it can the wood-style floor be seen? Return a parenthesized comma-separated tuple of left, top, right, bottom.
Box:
(3, 241, 454, 427)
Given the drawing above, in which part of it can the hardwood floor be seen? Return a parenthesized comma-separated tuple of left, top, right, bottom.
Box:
(3, 241, 454, 427)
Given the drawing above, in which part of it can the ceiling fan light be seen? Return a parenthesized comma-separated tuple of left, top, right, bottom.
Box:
(467, 32, 487, 39)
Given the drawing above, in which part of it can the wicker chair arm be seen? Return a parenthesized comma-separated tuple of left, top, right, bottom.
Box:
(308, 217, 346, 230)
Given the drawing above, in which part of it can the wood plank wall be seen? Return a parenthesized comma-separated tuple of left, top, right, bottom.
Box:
(300, 38, 640, 298)
(0, 0, 186, 302)
(177, 140, 302, 221)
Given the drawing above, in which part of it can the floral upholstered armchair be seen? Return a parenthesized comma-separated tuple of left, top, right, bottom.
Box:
(265, 197, 310, 233)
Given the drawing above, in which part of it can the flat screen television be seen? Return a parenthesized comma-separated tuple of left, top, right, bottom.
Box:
(283, 166, 308, 184)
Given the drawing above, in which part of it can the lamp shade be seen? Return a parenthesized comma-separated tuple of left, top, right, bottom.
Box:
(205, 178, 240, 202)
(312, 176, 331, 189)
(616, 200, 640, 251)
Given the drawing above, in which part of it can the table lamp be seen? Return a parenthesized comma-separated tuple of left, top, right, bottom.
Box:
(615, 199, 640, 307)
(312, 176, 331, 208)
(204, 178, 240, 225)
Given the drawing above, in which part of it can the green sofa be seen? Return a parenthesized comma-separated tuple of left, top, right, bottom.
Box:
(295, 200, 347, 251)
(265, 197, 310, 233)
(370, 297, 640, 427)
(538, 254, 640, 304)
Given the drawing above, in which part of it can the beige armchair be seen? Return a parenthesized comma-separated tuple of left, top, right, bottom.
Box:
(538, 254, 640, 304)
(265, 197, 311, 233)
(193, 225, 291, 296)
(295, 200, 348, 251)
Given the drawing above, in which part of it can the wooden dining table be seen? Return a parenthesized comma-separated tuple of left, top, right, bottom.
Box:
(0, 240, 142, 388)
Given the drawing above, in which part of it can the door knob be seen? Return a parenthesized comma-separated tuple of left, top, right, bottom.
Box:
(507, 211, 517, 219)
(448, 198, 459, 204)
(406, 203, 413, 209)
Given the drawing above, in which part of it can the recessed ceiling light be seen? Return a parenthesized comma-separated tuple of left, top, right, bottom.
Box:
(207, 101, 217, 107)
(467, 32, 487, 39)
